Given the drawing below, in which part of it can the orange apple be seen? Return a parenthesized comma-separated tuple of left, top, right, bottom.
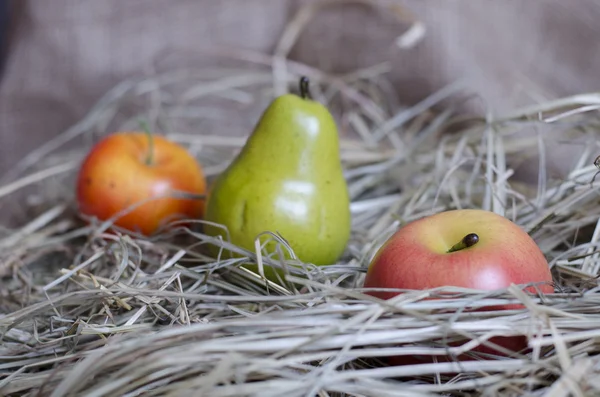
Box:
(363, 209, 554, 362)
(76, 131, 206, 236)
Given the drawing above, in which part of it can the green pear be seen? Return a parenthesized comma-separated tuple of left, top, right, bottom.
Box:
(204, 77, 351, 277)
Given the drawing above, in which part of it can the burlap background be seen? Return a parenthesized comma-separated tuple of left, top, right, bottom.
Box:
(1, 0, 599, 175)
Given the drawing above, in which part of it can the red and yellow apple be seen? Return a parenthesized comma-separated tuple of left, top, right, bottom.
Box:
(363, 209, 554, 363)
(76, 131, 206, 236)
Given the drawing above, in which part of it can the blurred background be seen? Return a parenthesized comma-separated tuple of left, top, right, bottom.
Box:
(0, 0, 599, 177)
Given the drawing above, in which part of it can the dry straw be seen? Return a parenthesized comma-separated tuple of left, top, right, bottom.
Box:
(3, 2, 600, 396)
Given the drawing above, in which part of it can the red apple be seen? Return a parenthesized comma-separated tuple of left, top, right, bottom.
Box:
(363, 209, 554, 363)
(76, 131, 207, 236)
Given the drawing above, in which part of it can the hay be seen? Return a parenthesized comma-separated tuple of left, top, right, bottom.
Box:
(4, 3, 600, 397)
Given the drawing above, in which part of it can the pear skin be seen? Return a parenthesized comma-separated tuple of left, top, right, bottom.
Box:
(204, 77, 351, 277)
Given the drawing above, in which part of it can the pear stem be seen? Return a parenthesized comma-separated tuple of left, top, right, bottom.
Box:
(299, 76, 312, 100)
(139, 120, 154, 166)
(447, 233, 479, 253)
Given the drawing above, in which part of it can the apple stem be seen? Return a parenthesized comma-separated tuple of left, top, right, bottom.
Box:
(299, 76, 312, 100)
(447, 233, 479, 253)
(139, 120, 154, 166)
